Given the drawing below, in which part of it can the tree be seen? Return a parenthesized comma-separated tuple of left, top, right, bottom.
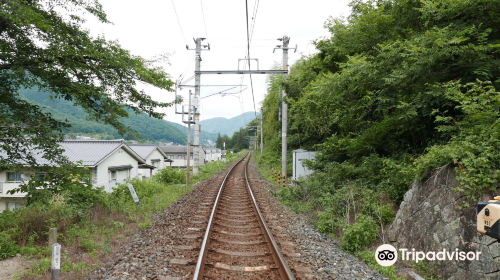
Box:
(0, 0, 175, 168)
(215, 133, 223, 149)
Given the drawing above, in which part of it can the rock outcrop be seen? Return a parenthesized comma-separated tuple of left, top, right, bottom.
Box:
(387, 165, 500, 279)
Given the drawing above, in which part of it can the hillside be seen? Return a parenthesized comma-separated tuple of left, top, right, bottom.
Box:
(19, 88, 189, 144)
(200, 112, 259, 136)
(166, 121, 218, 146)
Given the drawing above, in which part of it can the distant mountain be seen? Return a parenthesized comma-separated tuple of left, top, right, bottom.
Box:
(18, 88, 189, 144)
(165, 121, 218, 146)
(201, 112, 259, 136)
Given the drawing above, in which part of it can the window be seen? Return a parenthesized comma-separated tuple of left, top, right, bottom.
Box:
(190, 155, 193, 160)
(7, 172, 21, 182)
(37, 173, 46, 181)
(6, 202, 23, 211)
(178, 155, 184, 159)
(110, 171, 117, 181)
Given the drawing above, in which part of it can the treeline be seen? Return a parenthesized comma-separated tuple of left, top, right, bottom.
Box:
(215, 118, 259, 151)
(259, 0, 500, 258)
(19, 88, 187, 144)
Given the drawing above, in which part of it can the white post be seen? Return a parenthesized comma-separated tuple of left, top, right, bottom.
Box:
(282, 35, 289, 178)
(51, 243, 61, 280)
(260, 106, 264, 153)
(194, 38, 202, 176)
(186, 90, 192, 184)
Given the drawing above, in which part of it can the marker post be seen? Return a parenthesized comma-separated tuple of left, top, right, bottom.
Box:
(51, 243, 61, 279)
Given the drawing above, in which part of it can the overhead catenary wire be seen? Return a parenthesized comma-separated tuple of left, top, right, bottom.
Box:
(199, 0, 210, 44)
(171, 0, 187, 47)
(245, 0, 257, 118)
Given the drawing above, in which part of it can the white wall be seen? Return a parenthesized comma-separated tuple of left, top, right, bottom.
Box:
(146, 149, 165, 175)
(97, 147, 139, 184)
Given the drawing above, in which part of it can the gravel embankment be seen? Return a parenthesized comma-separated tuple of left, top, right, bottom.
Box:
(88, 157, 387, 280)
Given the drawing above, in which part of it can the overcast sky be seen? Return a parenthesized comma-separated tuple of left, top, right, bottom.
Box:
(85, 0, 351, 125)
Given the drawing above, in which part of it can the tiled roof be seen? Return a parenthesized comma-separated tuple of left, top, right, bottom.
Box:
(128, 144, 161, 160)
(55, 140, 125, 166)
(2, 140, 145, 166)
(160, 146, 187, 154)
(160, 146, 206, 155)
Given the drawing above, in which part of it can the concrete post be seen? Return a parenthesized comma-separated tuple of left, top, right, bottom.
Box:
(186, 90, 192, 185)
(282, 35, 289, 178)
(193, 38, 202, 176)
(260, 107, 263, 153)
(49, 228, 57, 247)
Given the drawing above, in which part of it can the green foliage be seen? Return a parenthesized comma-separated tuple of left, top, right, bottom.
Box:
(155, 167, 185, 185)
(416, 80, 500, 202)
(1, 0, 175, 170)
(356, 250, 404, 280)
(0, 231, 19, 260)
(26, 257, 52, 277)
(9, 161, 108, 211)
(19, 88, 188, 145)
(340, 214, 379, 253)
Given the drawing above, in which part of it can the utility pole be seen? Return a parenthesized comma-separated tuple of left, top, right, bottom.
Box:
(260, 107, 263, 153)
(186, 90, 192, 185)
(281, 35, 289, 178)
(193, 38, 202, 176)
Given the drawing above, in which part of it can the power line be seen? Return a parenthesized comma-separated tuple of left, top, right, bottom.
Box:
(250, 0, 260, 43)
(245, 0, 257, 118)
(171, 0, 187, 46)
(199, 0, 210, 44)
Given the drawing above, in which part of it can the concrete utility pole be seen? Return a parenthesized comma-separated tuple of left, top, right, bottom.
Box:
(193, 38, 202, 176)
(260, 107, 263, 153)
(186, 90, 192, 184)
(282, 35, 289, 178)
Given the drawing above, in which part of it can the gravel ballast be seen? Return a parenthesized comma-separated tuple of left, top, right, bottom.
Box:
(88, 156, 387, 280)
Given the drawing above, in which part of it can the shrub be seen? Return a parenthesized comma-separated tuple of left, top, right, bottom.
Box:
(155, 167, 185, 185)
(340, 214, 379, 253)
(0, 231, 19, 260)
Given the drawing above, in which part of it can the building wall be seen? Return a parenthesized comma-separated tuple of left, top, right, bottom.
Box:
(146, 149, 165, 175)
(97, 147, 139, 183)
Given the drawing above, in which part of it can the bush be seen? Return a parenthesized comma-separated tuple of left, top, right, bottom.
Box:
(340, 214, 379, 253)
(155, 167, 185, 185)
(0, 231, 19, 260)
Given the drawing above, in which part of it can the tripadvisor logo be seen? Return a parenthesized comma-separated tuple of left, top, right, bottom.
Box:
(375, 244, 482, 266)
(375, 244, 398, 266)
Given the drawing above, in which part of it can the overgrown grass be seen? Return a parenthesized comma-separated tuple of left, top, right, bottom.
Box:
(1, 150, 245, 279)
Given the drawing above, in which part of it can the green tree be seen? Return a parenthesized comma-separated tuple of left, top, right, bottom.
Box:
(0, 0, 175, 168)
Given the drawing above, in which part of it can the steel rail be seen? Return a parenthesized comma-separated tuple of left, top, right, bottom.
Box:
(193, 153, 249, 279)
(244, 153, 295, 280)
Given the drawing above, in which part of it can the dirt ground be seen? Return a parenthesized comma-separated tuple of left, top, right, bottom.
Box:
(0, 255, 32, 279)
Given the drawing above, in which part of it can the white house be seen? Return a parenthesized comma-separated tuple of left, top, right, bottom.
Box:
(160, 146, 205, 168)
(128, 144, 168, 178)
(0, 140, 146, 211)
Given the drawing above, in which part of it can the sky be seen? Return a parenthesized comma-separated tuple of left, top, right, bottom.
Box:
(84, 0, 352, 125)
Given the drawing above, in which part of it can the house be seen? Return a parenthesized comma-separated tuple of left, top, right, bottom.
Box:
(0, 140, 146, 211)
(160, 146, 205, 168)
(128, 144, 168, 178)
(203, 148, 223, 163)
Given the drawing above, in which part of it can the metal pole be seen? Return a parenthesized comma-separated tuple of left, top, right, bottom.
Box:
(187, 90, 192, 185)
(194, 38, 202, 176)
(260, 107, 263, 153)
(282, 35, 289, 178)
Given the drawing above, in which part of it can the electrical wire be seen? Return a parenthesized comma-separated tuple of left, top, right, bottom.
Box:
(245, 0, 257, 118)
(249, 0, 260, 43)
(199, 0, 210, 44)
(171, 0, 187, 47)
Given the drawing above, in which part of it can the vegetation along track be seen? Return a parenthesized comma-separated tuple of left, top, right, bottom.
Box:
(171, 152, 300, 279)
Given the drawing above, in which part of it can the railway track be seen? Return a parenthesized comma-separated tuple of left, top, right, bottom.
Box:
(189, 153, 294, 279)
